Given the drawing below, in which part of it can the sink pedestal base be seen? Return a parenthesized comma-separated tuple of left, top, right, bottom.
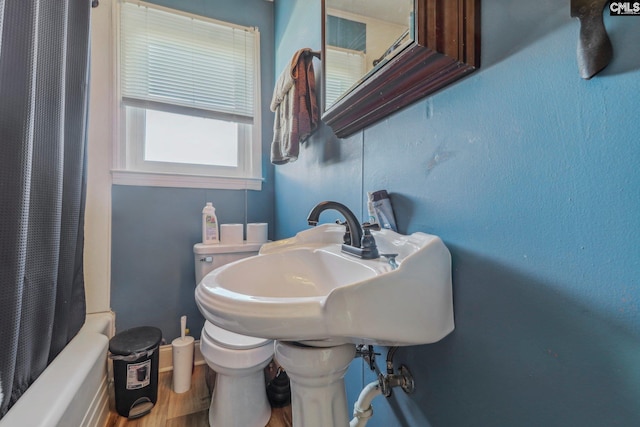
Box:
(274, 341, 356, 427)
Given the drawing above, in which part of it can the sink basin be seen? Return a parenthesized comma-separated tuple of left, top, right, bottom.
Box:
(195, 223, 454, 346)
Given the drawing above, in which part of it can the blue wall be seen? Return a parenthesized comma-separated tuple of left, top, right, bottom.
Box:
(111, 0, 275, 341)
(274, 0, 640, 425)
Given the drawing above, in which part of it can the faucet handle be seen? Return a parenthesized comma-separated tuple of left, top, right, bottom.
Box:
(362, 222, 381, 231)
(335, 220, 351, 245)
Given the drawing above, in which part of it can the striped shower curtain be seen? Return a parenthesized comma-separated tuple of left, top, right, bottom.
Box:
(0, 0, 91, 417)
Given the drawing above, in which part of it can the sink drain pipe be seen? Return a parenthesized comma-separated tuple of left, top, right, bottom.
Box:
(349, 346, 415, 427)
(349, 381, 382, 427)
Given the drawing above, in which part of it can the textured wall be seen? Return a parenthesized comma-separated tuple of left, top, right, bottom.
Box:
(274, 0, 640, 425)
(110, 0, 275, 341)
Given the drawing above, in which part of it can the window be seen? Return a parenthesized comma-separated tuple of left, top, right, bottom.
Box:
(114, 1, 262, 189)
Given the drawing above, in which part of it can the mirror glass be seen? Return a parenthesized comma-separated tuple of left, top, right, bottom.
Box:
(324, 0, 414, 109)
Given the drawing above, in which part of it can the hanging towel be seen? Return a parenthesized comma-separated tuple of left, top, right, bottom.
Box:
(270, 48, 319, 164)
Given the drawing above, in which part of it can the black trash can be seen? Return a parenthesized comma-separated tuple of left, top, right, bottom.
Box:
(109, 326, 163, 419)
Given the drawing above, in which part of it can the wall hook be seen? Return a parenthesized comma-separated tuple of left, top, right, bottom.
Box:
(571, 0, 613, 79)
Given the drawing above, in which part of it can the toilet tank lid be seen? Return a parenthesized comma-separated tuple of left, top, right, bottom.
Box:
(193, 241, 263, 255)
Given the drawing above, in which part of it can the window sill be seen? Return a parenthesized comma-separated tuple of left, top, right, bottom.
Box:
(111, 169, 263, 190)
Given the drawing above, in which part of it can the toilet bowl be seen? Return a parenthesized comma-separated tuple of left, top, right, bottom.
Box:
(200, 322, 273, 427)
(193, 241, 273, 427)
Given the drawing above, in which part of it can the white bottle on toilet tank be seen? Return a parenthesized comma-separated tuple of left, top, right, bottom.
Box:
(202, 202, 219, 244)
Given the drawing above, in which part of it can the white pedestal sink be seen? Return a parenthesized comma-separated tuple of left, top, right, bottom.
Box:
(275, 341, 356, 427)
(195, 223, 454, 426)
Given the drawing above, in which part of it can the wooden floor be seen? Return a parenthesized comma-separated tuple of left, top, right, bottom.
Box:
(104, 364, 292, 427)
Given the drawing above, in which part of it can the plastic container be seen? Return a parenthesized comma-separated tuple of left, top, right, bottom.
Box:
(366, 192, 378, 226)
(172, 315, 194, 393)
(369, 190, 397, 231)
(171, 336, 195, 393)
(109, 326, 163, 419)
(202, 202, 219, 244)
(267, 369, 291, 408)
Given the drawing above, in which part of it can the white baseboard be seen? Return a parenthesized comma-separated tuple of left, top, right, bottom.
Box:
(158, 340, 205, 372)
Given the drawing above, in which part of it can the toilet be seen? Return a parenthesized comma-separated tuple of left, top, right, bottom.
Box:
(194, 242, 273, 427)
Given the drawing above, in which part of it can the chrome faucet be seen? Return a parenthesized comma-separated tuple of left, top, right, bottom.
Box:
(307, 201, 379, 260)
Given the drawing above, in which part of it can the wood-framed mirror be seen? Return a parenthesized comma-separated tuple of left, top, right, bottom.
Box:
(321, 0, 480, 138)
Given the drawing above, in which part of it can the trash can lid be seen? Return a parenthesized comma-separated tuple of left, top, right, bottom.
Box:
(109, 326, 162, 356)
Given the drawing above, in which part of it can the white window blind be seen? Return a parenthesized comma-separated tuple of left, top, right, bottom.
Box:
(325, 47, 365, 107)
(120, 0, 258, 124)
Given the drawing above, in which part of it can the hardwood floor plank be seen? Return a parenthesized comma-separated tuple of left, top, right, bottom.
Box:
(165, 369, 211, 419)
(165, 410, 209, 427)
(266, 406, 294, 427)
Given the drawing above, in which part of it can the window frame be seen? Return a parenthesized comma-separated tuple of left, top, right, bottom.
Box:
(112, 0, 263, 190)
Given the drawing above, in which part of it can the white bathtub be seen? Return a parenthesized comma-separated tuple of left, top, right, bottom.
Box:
(0, 312, 114, 427)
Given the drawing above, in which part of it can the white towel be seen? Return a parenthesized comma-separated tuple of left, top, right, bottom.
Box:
(270, 48, 319, 165)
(270, 65, 294, 112)
(270, 65, 297, 164)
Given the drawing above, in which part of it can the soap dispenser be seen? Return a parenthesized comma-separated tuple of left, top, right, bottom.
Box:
(202, 202, 219, 244)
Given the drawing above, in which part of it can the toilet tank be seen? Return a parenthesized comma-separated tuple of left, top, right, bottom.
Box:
(194, 242, 262, 285)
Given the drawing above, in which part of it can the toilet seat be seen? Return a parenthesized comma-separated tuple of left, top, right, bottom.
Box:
(203, 321, 271, 350)
(200, 323, 273, 371)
